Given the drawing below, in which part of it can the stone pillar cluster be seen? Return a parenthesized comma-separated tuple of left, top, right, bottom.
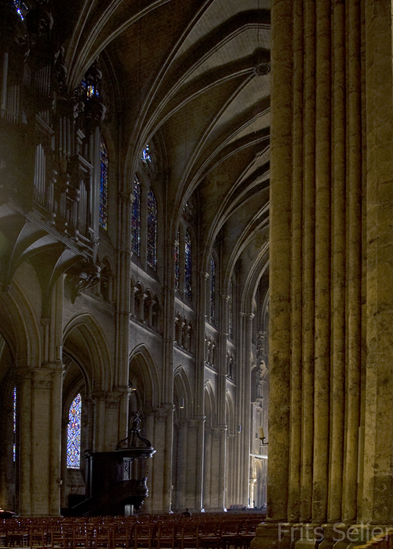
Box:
(258, 0, 393, 546)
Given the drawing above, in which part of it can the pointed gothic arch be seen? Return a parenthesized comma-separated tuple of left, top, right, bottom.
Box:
(0, 275, 42, 368)
(129, 344, 160, 409)
(173, 366, 193, 421)
(204, 381, 216, 429)
(63, 313, 112, 393)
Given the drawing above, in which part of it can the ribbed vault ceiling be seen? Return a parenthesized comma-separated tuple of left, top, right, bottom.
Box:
(60, 0, 270, 304)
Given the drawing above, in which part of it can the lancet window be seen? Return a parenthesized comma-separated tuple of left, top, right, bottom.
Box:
(141, 144, 152, 165)
(147, 188, 158, 269)
(13, 0, 27, 20)
(67, 393, 82, 469)
(132, 178, 141, 256)
(99, 138, 108, 230)
(185, 230, 192, 300)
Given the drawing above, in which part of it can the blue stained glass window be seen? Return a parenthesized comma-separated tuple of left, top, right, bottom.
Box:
(13, 0, 27, 20)
(185, 230, 192, 300)
(100, 139, 108, 230)
(67, 393, 82, 469)
(175, 229, 180, 290)
(132, 178, 141, 256)
(13, 387, 16, 462)
(210, 256, 216, 322)
(141, 144, 152, 164)
(147, 189, 158, 269)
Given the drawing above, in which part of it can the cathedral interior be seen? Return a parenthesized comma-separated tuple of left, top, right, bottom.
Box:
(0, 0, 393, 547)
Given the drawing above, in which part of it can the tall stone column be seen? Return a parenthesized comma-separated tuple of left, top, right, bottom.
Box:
(143, 410, 155, 513)
(117, 386, 131, 446)
(163, 404, 174, 512)
(17, 368, 32, 516)
(218, 425, 227, 510)
(91, 392, 107, 452)
(226, 433, 235, 506)
(115, 190, 132, 438)
(342, 0, 362, 524)
(362, 0, 393, 525)
(176, 419, 188, 510)
(312, 0, 330, 524)
(267, 0, 292, 524)
(328, 0, 346, 524)
(210, 428, 222, 509)
(48, 363, 64, 516)
(18, 364, 63, 516)
(150, 406, 172, 511)
(194, 271, 209, 510)
(16, 277, 64, 517)
(300, 0, 316, 524)
(258, 0, 393, 537)
(185, 418, 199, 510)
(162, 239, 177, 511)
(287, 0, 303, 521)
(217, 294, 229, 510)
(240, 312, 253, 506)
(203, 427, 212, 509)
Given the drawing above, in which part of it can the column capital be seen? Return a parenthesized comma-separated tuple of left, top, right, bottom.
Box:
(29, 365, 64, 389)
(113, 385, 132, 395)
(240, 311, 255, 320)
(154, 404, 174, 422)
(90, 390, 109, 402)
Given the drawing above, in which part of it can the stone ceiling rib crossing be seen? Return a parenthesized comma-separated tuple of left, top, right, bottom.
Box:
(64, 0, 270, 298)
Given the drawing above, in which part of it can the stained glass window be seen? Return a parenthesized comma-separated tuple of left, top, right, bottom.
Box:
(147, 188, 157, 269)
(13, 0, 27, 20)
(185, 230, 192, 300)
(99, 139, 108, 230)
(210, 256, 216, 322)
(141, 144, 151, 164)
(132, 178, 141, 256)
(80, 76, 100, 99)
(229, 279, 233, 339)
(13, 387, 16, 462)
(175, 229, 180, 290)
(67, 393, 82, 469)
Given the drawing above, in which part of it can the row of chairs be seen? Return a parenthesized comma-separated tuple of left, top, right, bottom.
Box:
(0, 514, 265, 549)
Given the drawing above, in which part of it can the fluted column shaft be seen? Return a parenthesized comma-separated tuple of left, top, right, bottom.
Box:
(203, 427, 212, 509)
(328, 0, 346, 524)
(300, 0, 316, 523)
(115, 189, 132, 442)
(217, 294, 229, 510)
(288, 0, 303, 522)
(194, 272, 209, 510)
(269, 0, 365, 527)
(176, 420, 188, 510)
(312, 0, 331, 523)
(342, 0, 362, 523)
(362, 0, 393, 525)
(18, 364, 63, 516)
(18, 369, 32, 516)
(268, 0, 292, 522)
